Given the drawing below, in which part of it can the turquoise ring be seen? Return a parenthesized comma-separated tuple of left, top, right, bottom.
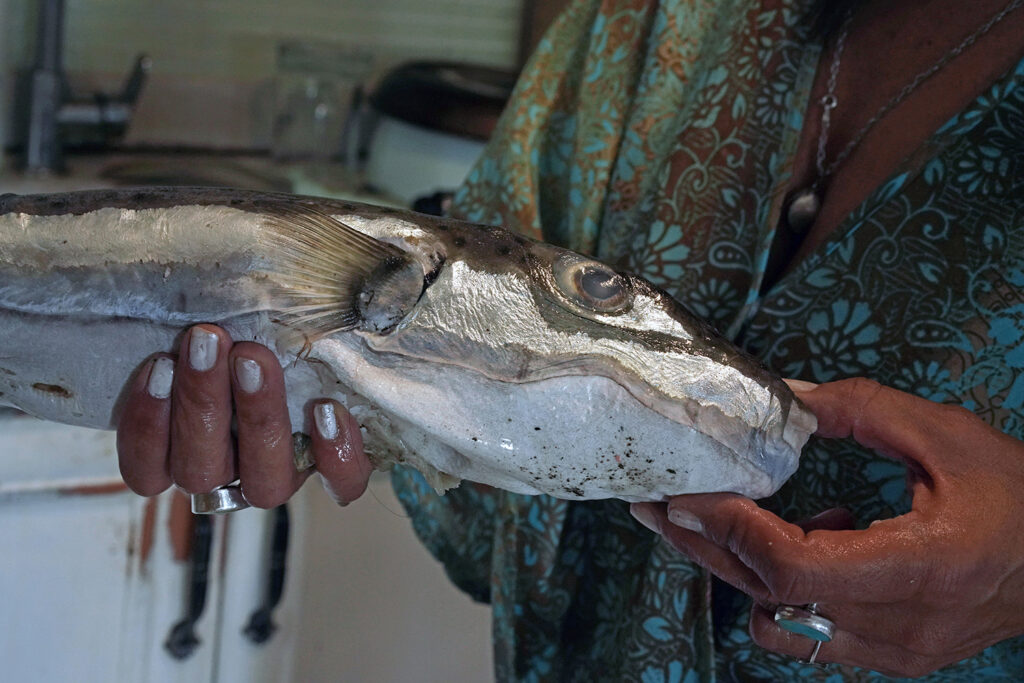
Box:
(774, 603, 836, 643)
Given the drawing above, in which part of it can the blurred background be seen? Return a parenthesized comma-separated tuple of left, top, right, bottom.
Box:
(0, 0, 569, 681)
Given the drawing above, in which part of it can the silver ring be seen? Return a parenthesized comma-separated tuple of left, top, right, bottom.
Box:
(191, 484, 250, 514)
(774, 602, 836, 642)
(799, 640, 829, 669)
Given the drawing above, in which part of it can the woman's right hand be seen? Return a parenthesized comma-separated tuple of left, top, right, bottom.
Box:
(115, 324, 374, 508)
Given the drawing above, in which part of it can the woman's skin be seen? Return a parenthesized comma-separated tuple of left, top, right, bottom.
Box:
(116, 0, 1024, 675)
(631, 379, 1024, 676)
(766, 0, 1024, 286)
(117, 324, 372, 508)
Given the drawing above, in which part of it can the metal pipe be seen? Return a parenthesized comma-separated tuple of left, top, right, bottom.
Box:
(25, 0, 66, 173)
(35, 0, 64, 72)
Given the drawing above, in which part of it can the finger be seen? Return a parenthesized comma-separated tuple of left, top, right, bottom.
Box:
(666, 493, 927, 603)
(790, 377, 986, 478)
(170, 325, 236, 493)
(231, 343, 308, 508)
(749, 603, 953, 678)
(632, 503, 772, 602)
(117, 355, 175, 496)
(311, 400, 372, 505)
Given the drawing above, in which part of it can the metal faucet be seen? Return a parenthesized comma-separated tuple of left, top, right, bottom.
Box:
(25, 0, 151, 173)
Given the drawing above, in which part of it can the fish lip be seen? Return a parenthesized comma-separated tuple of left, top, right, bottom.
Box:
(557, 362, 803, 479)
(360, 331, 805, 492)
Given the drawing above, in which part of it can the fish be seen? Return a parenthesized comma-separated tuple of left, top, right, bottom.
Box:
(0, 187, 816, 501)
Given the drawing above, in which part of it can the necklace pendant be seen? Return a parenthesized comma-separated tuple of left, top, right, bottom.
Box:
(787, 188, 821, 233)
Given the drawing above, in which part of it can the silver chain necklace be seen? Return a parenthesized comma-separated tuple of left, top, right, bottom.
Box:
(786, 0, 1024, 233)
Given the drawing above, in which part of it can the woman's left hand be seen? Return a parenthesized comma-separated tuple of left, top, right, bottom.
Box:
(630, 378, 1024, 678)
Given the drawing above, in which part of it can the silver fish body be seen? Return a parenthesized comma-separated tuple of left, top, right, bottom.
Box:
(0, 188, 815, 501)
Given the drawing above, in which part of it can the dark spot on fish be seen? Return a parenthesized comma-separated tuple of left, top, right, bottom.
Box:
(471, 437, 478, 442)
(133, 191, 147, 202)
(453, 236, 466, 248)
(512, 235, 527, 245)
(533, 427, 541, 431)
(436, 223, 449, 231)
(378, 207, 397, 214)
(62, 240, 68, 245)
(496, 245, 511, 256)
(566, 486, 584, 497)
(666, 468, 676, 474)
(0, 368, 14, 376)
(230, 198, 244, 205)
(33, 383, 72, 399)
(342, 203, 356, 211)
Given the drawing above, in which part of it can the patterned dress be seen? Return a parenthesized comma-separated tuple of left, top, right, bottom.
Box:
(392, 0, 1024, 679)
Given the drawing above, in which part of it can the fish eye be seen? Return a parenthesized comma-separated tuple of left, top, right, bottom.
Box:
(553, 254, 632, 314)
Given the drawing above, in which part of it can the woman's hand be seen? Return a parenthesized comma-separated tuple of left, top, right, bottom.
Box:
(630, 378, 1024, 678)
(116, 324, 373, 508)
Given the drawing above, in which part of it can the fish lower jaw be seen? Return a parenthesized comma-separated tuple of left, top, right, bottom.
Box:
(307, 335, 801, 500)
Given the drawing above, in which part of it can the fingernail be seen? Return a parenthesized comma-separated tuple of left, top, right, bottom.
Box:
(784, 379, 819, 393)
(668, 508, 705, 535)
(319, 473, 349, 507)
(189, 328, 219, 372)
(235, 358, 263, 394)
(147, 357, 174, 399)
(315, 402, 339, 440)
(629, 504, 662, 535)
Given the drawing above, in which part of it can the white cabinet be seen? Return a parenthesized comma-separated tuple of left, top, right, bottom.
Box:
(0, 414, 305, 683)
(0, 413, 495, 682)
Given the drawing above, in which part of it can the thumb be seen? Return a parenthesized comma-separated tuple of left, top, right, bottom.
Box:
(794, 507, 856, 533)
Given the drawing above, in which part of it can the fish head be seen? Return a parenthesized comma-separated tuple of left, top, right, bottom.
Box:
(288, 207, 816, 501)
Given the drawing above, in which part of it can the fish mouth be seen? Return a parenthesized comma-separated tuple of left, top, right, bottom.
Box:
(314, 334, 801, 500)
(514, 354, 803, 482)
(459, 372, 790, 500)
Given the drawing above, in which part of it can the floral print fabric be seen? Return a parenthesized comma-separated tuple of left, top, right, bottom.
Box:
(392, 0, 1024, 680)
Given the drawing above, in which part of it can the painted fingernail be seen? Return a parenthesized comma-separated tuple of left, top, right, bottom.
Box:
(314, 402, 339, 440)
(629, 504, 662, 535)
(189, 328, 219, 372)
(235, 358, 263, 394)
(668, 508, 705, 535)
(147, 357, 174, 399)
(319, 473, 349, 507)
(784, 379, 819, 393)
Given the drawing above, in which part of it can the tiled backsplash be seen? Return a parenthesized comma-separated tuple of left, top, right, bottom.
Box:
(2, 0, 523, 149)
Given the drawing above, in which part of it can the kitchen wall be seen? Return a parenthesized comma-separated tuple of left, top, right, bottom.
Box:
(2, 0, 523, 148)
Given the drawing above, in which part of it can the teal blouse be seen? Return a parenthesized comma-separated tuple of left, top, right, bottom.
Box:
(392, 0, 1024, 679)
